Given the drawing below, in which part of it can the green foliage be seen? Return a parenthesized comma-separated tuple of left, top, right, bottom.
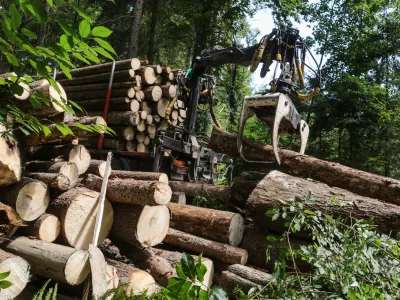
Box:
(0, 270, 12, 290)
(238, 193, 400, 299)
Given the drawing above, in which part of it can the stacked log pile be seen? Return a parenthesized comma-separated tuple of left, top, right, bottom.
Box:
(58, 58, 187, 153)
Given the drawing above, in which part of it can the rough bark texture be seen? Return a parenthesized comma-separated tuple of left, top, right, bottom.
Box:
(58, 70, 137, 86)
(168, 203, 244, 246)
(25, 161, 79, 188)
(128, 0, 144, 58)
(169, 181, 231, 204)
(0, 124, 21, 186)
(219, 271, 259, 297)
(209, 126, 400, 205)
(231, 171, 266, 208)
(25, 172, 70, 191)
(82, 174, 171, 206)
(87, 160, 107, 177)
(110, 203, 169, 248)
(73, 97, 133, 111)
(227, 264, 272, 286)
(247, 171, 400, 235)
(80, 137, 126, 151)
(171, 192, 186, 204)
(164, 228, 248, 264)
(21, 213, 60, 242)
(108, 170, 168, 183)
(2, 237, 90, 285)
(67, 88, 131, 101)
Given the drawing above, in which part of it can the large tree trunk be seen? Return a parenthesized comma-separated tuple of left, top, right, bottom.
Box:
(25, 161, 79, 188)
(2, 237, 90, 285)
(106, 259, 157, 296)
(169, 181, 231, 204)
(147, 0, 159, 64)
(164, 228, 248, 265)
(47, 188, 114, 250)
(82, 174, 172, 205)
(231, 171, 266, 208)
(168, 203, 244, 246)
(128, 0, 145, 58)
(0, 249, 30, 299)
(208, 126, 400, 205)
(247, 171, 400, 235)
(21, 213, 60, 243)
(1, 178, 50, 221)
(0, 124, 21, 186)
(110, 204, 169, 248)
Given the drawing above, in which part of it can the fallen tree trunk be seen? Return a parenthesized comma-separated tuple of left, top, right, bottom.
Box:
(247, 171, 400, 235)
(1, 178, 50, 221)
(169, 181, 231, 204)
(209, 126, 400, 205)
(0, 249, 30, 299)
(164, 228, 248, 265)
(25, 161, 79, 187)
(2, 237, 90, 285)
(0, 124, 21, 186)
(25, 173, 71, 191)
(168, 203, 244, 246)
(107, 259, 157, 296)
(171, 192, 186, 204)
(47, 187, 114, 250)
(82, 174, 172, 206)
(21, 213, 60, 243)
(111, 204, 169, 248)
(231, 171, 266, 208)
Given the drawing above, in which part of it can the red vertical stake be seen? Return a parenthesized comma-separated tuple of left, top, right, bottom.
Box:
(98, 61, 116, 149)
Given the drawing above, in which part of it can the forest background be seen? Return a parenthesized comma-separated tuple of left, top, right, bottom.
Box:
(1, 0, 399, 179)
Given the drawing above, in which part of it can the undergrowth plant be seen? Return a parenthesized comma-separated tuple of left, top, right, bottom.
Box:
(235, 192, 400, 299)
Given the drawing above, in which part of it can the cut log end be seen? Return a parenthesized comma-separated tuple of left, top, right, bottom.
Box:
(125, 269, 157, 296)
(229, 214, 245, 247)
(64, 250, 90, 285)
(0, 255, 30, 299)
(69, 145, 91, 175)
(39, 214, 60, 243)
(137, 205, 170, 247)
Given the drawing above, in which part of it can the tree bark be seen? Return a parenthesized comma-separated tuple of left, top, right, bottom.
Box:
(47, 187, 114, 250)
(87, 160, 107, 177)
(143, 86, 162, 102)
(219, 271, 259, 297)
(64, 82, 141, 93)
(0, 124, 21, 186)
(110, 204, 169, 248)
(87, 111, 140, 126)
(208, 126, 400, 205)
(108, 170, 168, 183)
(21, 213, 60, 243)
(227, 264, 272, 286)
(2, 237, 90, 285)
(58, 70, 137, 86)
(168, 203, 244, 246)
(161, 85, 176, 99)
(171, 192, 186, 204)
(164, 228, 248, 265)
(82, 174, 171, 205)
(67, 88, 132, 101)
(147, 0, 159, 64)
(0, 249, 30, 299)
(79, 137, 126, 151)
(231, 171, 266, 208)
(247, 171, 400, 235)
(128, 0, 145, 58)
(25, 161, 79, 187)
(169, 181, 231, 204)
(136, 67, 156, 85)
(25, 173, 71, 191)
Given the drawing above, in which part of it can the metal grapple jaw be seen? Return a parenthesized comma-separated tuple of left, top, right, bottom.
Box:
(237, 93, 309, 165)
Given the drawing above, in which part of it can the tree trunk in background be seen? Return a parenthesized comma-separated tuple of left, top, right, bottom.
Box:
(147, 0, 159, 64)
(128, 0, 145, 58)
(37, 2, 51, 46)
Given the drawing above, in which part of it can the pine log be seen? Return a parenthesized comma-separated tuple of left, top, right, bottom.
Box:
(88, 111, 140, 126)
(146, 114, 153, 125)
(0, 124, 21, 185)
(64, 81, 141, 92)
(21, 213, 60, 242)
(152, 115, 161, 123)
(169, 181, 231, 203)
(136, 67, 156, 85)
(141, 101, 152, 114)
(1, 178, 49, 221)
(168, 203, 244, 246)
(109, 126, 135, 141)
(79, 137, 126, 151)
(136, 90, 145, 101)
(87, 159, 107, 177)
(147, 124, 157, 136)
(171, 192, 186, 204)
(107, 259, 157, 296)
(0, 203, 24, 244)
(72, 97, 133, 111)
(143, 86, 162, 102)
(137, 120, 147, 132)
(2, 237, 90, 285)
(25, 172, 71, 191)
(47, 187, 114, 249)
(209, 126, 400, 205)
(0, 249, 30, 299)
(82, 174, 171, 205)
(143, 136, 151, 146)
(176, 99, 184, 108)
(219, 271, 259, 297)
(163, 72, 174, 81)
(227, 264, 272, 285)
(14, 82, 30, 100)
(110, 204, 169, 248)
(67, 88, 133, 101)
(58, 70, 137, 86)
(164, 228, 248, 265)
(28, 144, 91, 175)
(171, 110, 178, 120)
(154, 75, 162, 85)
(160, 85, 177, 99)
(136, 143, 149, 153)
(231, 171, 266, 208)
(153, 98, 169, 117)
(247, 171, 400, 235)
(139, 110, 148, 120)
(136, 133, 145, 143)
(26, 161, 79, 187)
(126, 140, 136, 152)
(108, 170, 168, 183)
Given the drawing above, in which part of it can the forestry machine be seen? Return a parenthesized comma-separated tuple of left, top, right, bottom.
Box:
(154, 27, 321, 182)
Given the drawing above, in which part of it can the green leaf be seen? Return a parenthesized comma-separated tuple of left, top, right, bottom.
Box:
(5, 52, 19, 66)
(93, 47, 114, 60)
(70, 3, 93, 24)
(188, 285, 200, 299)
(21, 28, 38, 39)
(304, 210, 317, 216)
(59, 34, 72, 51)
(266, 235, 277, 243)
(195, 254, 207, 283)
(177, 281, 191, 300)
(91, 26, 112, 37)
(19, 127, 30, 136)
(72, 122, 93, 132)
(0, 280, 12, 289)
(41, 125, 51, 137)
(30, 96, 43, 109)
(0, 78, 6, 85)
(93, 38, 116, 55)
(83, 49, 100, 63)
(46, 0, 53, 7)
(266, 210, 275, 217)
(0, 37, 12, 50)
(72, 52, 90, 65)
(79, 20, 91, 38)
(29, 0, 48, 24)
(55, 122, 74, 136)
(166, 277, 185, 294)
(176, 263, 186, 279)
(208, 286, 229, 300)
(271, 214, 280, 221)
(199, 290, 209, 300)
(0, 271, 10, 281)
(57, 21, 75, 36)
(181, 253, 196, 280)
(10, 4, 22, 29)
(68, 100, 83, 113)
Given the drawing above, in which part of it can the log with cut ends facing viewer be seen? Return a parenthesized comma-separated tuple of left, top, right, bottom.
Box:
(2, 237, 90, 285)
(82, 174, 172, 206)
(246, 171, 400, 235)
(0, 249, 30, 299)
(208, 126, 400, 205)
(0, 124, 21, 186)
(111, 204, 170, 248)
(164, 228, 248, 265)
(168, 203, 244, 246)
(47, 187, 114, 250)
(1, 178, 50, 222)
(21, 213, 60, 243)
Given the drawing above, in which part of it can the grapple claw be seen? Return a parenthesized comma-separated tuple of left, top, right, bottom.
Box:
(272, 95, 291, 165)
(237, 97, 255, 163)
(299, 120, 309, 155)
